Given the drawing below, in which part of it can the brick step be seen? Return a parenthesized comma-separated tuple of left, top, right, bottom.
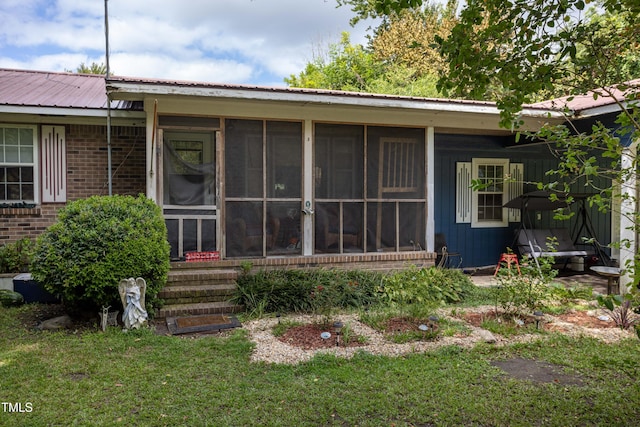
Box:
(166, 269, 238, 287)
(159, 284, 237, 304)
(157, 301, 244, 319)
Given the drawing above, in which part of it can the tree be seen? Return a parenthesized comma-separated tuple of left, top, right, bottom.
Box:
(287, 4, 456, 97)
(336, 0, 426, 25)
(371, 3, 458, 78)
(285, 32, 384, 92)
(65, 62, 108, 75)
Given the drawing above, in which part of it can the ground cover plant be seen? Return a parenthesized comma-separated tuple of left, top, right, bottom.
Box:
(234, 265, 475, 319)
(1, 303, 640, 426)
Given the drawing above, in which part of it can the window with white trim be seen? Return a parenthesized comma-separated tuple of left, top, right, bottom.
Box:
(0, 125, 37, 203)
(456, 158, 523, 228)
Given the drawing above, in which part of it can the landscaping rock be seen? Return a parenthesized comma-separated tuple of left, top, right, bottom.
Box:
(37, 315, 73, 331)
(475, 329, 497, 344)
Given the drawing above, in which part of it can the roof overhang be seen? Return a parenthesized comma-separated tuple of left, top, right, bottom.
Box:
(0, 104, 144, 119)
(107, 78, 564, 129)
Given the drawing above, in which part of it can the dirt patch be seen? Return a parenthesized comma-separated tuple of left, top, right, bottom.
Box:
(278, 323, 365, 350)
(554, 310, 617, 329)
(459, 308, 618, 331)
(458, 309, 539, 329)
(491, 357, 584, 386)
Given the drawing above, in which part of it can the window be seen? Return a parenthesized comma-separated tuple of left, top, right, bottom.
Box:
(0, 125, 37, 203)
(456, 158, 523, 228)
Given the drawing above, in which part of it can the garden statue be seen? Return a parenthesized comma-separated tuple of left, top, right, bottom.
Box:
(119, 277, 148, 330)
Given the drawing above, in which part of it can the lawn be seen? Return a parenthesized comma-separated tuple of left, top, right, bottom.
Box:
(1, 303, 639, 426)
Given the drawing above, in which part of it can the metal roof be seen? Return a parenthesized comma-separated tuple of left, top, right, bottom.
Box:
(529, 80, 639, 116)
(3, 68, 634, 119)
(108, 74, 545, 112)
(0, 68, 139, 110)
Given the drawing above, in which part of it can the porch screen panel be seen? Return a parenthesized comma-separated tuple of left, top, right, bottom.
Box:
(365, 126, 426, 252)
(267, 201, 302, 255)
(225, 119, 263, 198)
(367, 202, 396, 251)
(314, 124, 364, 254)
(315, 202, 364, 253)
(399, 202, 425, 251)
(367, 127, 425, 199)
(315, 124, 364, 199)
(163, 133, 216, 206)
(226, 201, 266, 257)
(267, 121, 302, 199)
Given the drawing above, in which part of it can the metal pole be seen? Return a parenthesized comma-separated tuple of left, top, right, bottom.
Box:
(104, 0, 112, 195)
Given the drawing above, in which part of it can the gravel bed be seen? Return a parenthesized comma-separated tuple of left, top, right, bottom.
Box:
(243, 308, 636, 365)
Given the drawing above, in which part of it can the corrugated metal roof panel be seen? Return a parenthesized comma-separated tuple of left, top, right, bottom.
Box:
(0, 68, 140, 110)
(107, 74, 509, 109)
(529, 80, 640, 113)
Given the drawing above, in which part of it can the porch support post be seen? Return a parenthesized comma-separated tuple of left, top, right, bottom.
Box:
(302, 119, 314, 256)
(619, 142, 637, 293)
(426, 126, 435, 252)
(145, 98, 158, 202)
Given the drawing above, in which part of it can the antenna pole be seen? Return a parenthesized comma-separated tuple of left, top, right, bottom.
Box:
(104, 0, 112, 195)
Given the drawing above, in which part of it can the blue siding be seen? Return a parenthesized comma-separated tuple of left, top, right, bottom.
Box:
(434, 134, 611, 268)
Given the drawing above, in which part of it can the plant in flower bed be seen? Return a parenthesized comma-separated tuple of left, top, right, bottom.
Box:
(597, 294, 640, 334)
(234, 268, 383, 317)
(360, 305, 470, 344)
(490, 254, 557, 317)
(381, 266, 475, 307)
(275, 319, 366, 349)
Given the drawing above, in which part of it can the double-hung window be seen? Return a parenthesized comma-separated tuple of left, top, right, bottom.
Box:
(456, 158, 523, 228)
(0, 125, 37, 203)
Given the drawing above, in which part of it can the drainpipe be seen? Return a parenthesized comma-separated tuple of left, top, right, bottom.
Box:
(104, 0, 112, 195)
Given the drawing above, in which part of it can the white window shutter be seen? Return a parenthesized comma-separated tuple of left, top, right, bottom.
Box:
(41, 125, 67, 203)
(456, 162, 472, 223)
(507, 162, 523, 222)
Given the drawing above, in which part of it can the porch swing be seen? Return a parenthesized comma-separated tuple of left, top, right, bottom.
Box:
(505, 191, 609, 275)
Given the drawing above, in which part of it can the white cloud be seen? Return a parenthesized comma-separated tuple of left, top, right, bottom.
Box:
(0, 0, 377, 85)
(111, 52, 254, 83)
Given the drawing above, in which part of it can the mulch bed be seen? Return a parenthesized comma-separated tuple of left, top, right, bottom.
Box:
(277, 323, 366, 350)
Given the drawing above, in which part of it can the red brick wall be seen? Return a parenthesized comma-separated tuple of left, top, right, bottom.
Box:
(1, 124, 146, 244)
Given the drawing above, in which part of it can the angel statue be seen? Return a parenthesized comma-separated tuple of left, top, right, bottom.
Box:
(118, 277, 148, 330)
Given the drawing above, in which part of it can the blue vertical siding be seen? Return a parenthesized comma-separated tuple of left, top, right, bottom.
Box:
(434, 134, 611, 268)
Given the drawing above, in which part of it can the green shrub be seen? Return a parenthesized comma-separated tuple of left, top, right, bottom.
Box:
(0, 237, 34, 273)
(234, 268, 383, 316)
(381, 266, 475, 307)
(491, 255, 557, 315)
(31, 195, 170, 316)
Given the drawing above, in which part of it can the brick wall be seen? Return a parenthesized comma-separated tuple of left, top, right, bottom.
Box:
(1, 124, 146, 244)
(67, 124, 146, 198)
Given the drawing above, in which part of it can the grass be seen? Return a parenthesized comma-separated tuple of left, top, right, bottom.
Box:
(2, 304, 640, 426)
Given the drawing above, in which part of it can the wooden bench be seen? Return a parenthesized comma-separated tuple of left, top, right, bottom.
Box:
(517, 228, 589, 259)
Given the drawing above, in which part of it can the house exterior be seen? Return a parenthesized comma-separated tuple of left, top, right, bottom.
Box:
(1, 68, 632, 274)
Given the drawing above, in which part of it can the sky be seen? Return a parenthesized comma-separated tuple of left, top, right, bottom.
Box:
(0, 0, 377, 87)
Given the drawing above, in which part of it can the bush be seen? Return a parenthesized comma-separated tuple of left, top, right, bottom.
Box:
(0, 237, 34, 274)
(491, 255, 557, 315)
(234, 268, 383, 316)
(31, 195, 170, 316)
(381, 266, 475, 307)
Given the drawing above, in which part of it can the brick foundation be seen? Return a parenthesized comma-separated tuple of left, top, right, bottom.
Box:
(171, 251, 437, 273)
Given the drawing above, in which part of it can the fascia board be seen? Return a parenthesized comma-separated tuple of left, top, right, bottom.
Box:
(108, 82, 563, 120)
(0, 105, 145, 119)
